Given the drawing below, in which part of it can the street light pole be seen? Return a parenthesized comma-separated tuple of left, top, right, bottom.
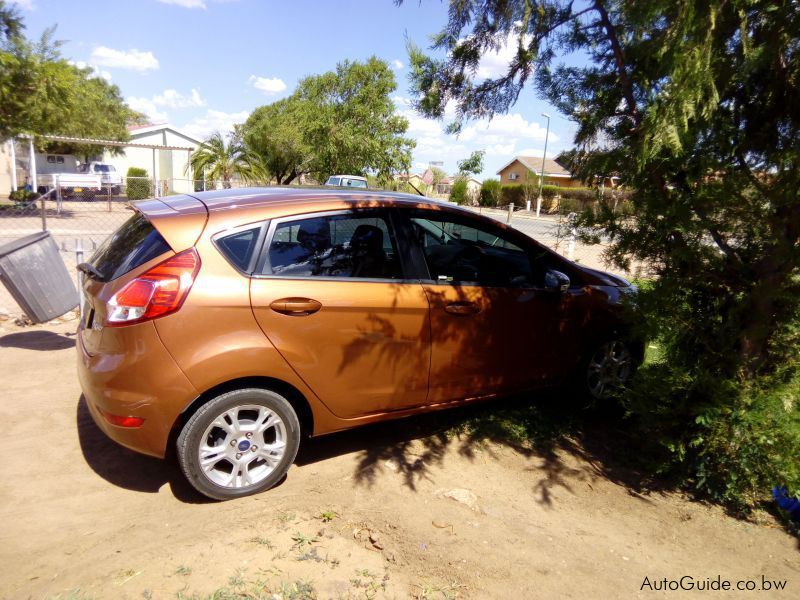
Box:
(536, 113, 551, 219)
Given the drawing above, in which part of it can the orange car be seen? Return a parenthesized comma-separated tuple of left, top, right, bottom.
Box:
(77, 188, 642, 500)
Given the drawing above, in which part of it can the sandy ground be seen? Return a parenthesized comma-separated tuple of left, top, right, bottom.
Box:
(0, 318, 797, 600)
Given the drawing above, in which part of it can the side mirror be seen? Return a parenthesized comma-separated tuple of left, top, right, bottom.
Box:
(544, 269, 570, 292)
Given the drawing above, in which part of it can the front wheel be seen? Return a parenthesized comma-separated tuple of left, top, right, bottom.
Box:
(583, 340, 634, 400)
(177, 388, 301, 500)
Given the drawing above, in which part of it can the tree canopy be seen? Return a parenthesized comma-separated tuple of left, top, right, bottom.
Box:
(188, 130, 265, 188)
(457, 150, 485, 177)
(0, 1, 142, 154)
(406, 0, 800, 512)
(241, 57, 414, 184)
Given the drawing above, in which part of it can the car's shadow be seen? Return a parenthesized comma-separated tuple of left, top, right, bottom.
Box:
(77, 390, 651, 507)
(76, 395, 214, 504)
(1, 329, 76, 351)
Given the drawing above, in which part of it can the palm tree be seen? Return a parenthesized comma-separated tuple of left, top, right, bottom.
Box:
(188, 131, 265, 189)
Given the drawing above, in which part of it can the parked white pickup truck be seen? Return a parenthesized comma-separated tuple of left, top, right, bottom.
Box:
(36, 162, 122, 198)
(78, 162, 123, 192)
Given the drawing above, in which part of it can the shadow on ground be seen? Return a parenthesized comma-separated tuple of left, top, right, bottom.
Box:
(0, 329, 76, 351)
(297, 388, 661, 507)
(76, 395, 213, 504)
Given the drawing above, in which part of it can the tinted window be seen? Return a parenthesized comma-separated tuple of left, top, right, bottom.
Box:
(411, 215, 541, 287)
(326, 177, 340, 186)
(216, 227, 261, 272)
(265, 212, 402, 279)
(90, 213, 171, 281)
(343, 178, 367, 188)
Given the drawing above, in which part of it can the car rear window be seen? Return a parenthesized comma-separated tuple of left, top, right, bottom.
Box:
(215, 227, 261, 272)
(89, 213, 171, 281)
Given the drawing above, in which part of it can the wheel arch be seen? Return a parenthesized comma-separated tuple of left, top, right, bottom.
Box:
(165, 376, 315, 462)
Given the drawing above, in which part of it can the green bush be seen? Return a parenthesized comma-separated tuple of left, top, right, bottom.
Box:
(126, 167, 152, 201)
(449, 177, 469, 205)
(500, 184, 526, 207)
(624, 361, 800, 515)
(479, 179, 502, 207)
(9, 188, 38, 202)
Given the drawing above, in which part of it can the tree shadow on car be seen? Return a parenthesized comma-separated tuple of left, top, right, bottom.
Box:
(297, 387, 661, 507)
(0, 329, 76, 351)
(76, 395, 215, 504)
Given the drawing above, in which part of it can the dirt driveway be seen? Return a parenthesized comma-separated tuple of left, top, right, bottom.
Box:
(0, 319, 797, 599)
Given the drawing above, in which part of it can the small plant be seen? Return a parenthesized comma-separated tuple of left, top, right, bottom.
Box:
(278, 579, 317, 600)
(174, 565, 192, 576)
(317, 509, 337, 523)
(291, 531, 318, 548)
(275, 510, 296, 523)
(248, 535, 274, 549)
(227, 568, 246, 588)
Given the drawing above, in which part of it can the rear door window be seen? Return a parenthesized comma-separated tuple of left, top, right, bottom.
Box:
(261, 211, 402, 279)
(89, 213, 171, 281)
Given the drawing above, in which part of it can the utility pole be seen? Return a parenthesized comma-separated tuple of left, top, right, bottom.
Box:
(536, 113, 551, 219)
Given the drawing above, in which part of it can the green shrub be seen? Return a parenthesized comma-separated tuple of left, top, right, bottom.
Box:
(500, 184, 526, 207)
(126, 167, 152, 201)
(479, 179, 502, 207)
(624, 362, 800, 515)
(449, 177, 469, 205)
(9, 188, 38, 202)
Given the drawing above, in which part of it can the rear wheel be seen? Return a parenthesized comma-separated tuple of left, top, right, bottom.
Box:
(177, 388, 300, 500)
(584, 340, 634, 400)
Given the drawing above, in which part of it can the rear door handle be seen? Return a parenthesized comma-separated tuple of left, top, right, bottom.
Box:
(269, 297, 322, 316)
(445, 301, 481, 316)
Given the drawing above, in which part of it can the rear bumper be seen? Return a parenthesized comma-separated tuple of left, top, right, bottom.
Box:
(76, 321, 198, 458)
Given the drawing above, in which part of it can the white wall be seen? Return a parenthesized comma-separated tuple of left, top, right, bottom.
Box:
(102, 128, 199, 196)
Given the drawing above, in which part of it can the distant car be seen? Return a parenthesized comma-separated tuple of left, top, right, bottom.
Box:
(324, 175, 368, 188)
(77, 187, 643, 500)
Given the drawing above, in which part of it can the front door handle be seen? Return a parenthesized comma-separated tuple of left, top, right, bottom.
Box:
(269, 297, 322, 316)
(445, 301, 481, 316)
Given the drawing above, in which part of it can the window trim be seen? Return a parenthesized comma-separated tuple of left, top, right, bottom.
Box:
(211, 221, 270, 276)
(252, 207, 415, 283)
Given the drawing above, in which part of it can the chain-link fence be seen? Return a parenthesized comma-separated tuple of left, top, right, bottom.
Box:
(0, 180, 642, 320)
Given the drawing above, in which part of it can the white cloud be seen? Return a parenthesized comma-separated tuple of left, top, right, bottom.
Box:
(157, 0, 206, 8)
(153, 88, 206, 108)
(392, 59, 404, 70)
(90, 46, 159, 72)
(471, 33, 530, 80)
(461, 113, 557, 143)
(248, 75, 287, 95)
(69, 60, 112, 81)
(181, 109, 250, 140)
(126, 97, 168, 123)
(516, 148, 546, 158)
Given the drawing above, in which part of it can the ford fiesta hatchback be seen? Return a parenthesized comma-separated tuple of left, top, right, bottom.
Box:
(77, 188, 642, 500)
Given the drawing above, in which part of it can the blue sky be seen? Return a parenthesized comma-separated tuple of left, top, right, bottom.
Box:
(12, 0, 574, 180)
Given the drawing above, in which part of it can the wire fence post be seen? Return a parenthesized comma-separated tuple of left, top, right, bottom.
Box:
(567, 212, 577, 260)
(40, 192, 47, 232)
(107, 185, 112, 212)
(75, 238, 84, 318)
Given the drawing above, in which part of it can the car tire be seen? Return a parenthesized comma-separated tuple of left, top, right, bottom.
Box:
(177, 388, 301, 500)
(581, 339, 635, 400)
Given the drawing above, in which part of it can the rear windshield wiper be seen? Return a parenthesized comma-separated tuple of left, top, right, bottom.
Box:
(77, 262, 105, 281)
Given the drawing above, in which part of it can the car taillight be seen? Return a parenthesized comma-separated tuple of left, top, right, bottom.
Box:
(106, 248, 200, 326)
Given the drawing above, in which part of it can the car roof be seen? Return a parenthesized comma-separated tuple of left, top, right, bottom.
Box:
(183, 186, 458, 213)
